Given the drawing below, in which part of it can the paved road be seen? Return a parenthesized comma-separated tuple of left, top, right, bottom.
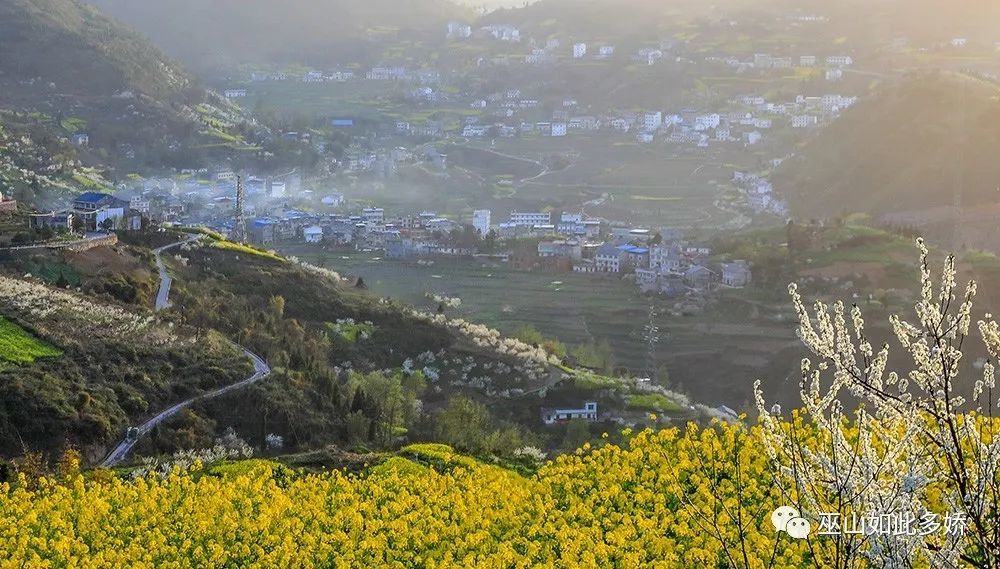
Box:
(100, 235, 271, 467)
(152, 235, 200, 311)
(100, 347, 270, 467)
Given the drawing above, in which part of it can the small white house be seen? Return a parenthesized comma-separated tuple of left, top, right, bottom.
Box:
(303, 225, 324, 243)
(541, 402, 598, 425)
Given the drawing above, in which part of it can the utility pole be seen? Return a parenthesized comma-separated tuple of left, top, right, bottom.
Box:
(230, 175, 248, 243)
(643, 302, 661, 380)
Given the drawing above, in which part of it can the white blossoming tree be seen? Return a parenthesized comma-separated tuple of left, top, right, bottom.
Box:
(755, 239, 1000, 568)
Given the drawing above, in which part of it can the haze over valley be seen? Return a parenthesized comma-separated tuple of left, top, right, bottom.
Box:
(1, 1, 999, 565)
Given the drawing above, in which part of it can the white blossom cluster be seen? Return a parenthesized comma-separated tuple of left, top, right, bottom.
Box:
(0, 125, 80, 191)
(425, 293, 462, 308)
(513, 446, 547, 462)
(0, 274, 182, 346)
(755, 239, 1000, 566)
(409, 310, 560, 372)
(130, 442, 254, 479)
(290, 258, 345, 283)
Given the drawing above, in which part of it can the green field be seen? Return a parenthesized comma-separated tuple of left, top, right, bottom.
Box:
(0, 316, 62, 365)
(279, 247, 802, 411)
(458, 136, 763, 228)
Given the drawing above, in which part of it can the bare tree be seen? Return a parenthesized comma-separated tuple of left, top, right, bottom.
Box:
(755, 239, 1000, 568)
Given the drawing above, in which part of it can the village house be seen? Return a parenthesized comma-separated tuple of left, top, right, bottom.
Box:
(791, 115, 819, 128)
(635, 48, 663, 65)
(650, 245, 685, 273)
(250, 219, 276, 246)
(537, 239, 582, 260)
(362, 207, 385, 225)
(510, 211, 551, 227)
(617, 244, 650, 270)
(720, 260, 752, 288)
(72, 192, 129, 230)
(481, 25, 520, 42)
(595, 243, 622, 273)
(825, 55, 854, 66)
(28, 211, 74, 232)
(224, 89, 248, 98)
(303, 225, 324, 244)
(684, 265, 716, 291)
(541, 402, 598, 425)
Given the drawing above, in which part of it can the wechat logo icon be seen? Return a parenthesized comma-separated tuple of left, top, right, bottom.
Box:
(770, 506, 811, 539)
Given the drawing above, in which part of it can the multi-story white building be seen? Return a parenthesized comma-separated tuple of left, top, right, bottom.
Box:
(362, 207, 385, 225)
(541, 402, 598, 425)
(510, 211, 551, 227)
(129, 196, 150, 214)
(826, 55, 854, 67)
(595, 243, 622, 273)
(551, 123, 568, 137)
(472, 209, 491, 237)
(791, 115, 819, 128)
(650, 245, 685, 273)
(573, 43, 587, 59)
(641, 111, 663, 131)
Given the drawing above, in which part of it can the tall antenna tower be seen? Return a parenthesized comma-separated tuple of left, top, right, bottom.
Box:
(230, 175, 248, 243)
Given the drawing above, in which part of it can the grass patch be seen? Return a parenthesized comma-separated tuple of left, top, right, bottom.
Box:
(400, 443, 480, 470)
(325, 320, 375, 343)
(0, 316, 63, 365)
(573, 370, 622, 390)
(626, 393, 684, 413)
(210, 240, 285, 263)
(179, 226, 226, 241)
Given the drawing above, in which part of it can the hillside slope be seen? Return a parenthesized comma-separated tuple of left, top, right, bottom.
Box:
(86, 0, 470, 70)
(0, 0, 268, 175)
(0, 0, 192, 103)
(774, 73, 1000, 224)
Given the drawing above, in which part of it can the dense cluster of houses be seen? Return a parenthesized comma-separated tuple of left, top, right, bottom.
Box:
(446, 85, 858, 149)
(732, 168, 790, 217)
(705, 52, 854, 79)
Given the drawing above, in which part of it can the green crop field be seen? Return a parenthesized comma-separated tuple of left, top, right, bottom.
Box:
(0, 316, 62, 365)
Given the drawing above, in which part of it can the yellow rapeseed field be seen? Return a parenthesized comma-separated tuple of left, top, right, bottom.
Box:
(0, 424, 815, 568)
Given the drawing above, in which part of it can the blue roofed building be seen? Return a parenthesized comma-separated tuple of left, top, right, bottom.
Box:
(73, 192, 127, 211)
(250, 219, 276, 246)
(71, 192, 129, 230)
(616, 244, 650, 270)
